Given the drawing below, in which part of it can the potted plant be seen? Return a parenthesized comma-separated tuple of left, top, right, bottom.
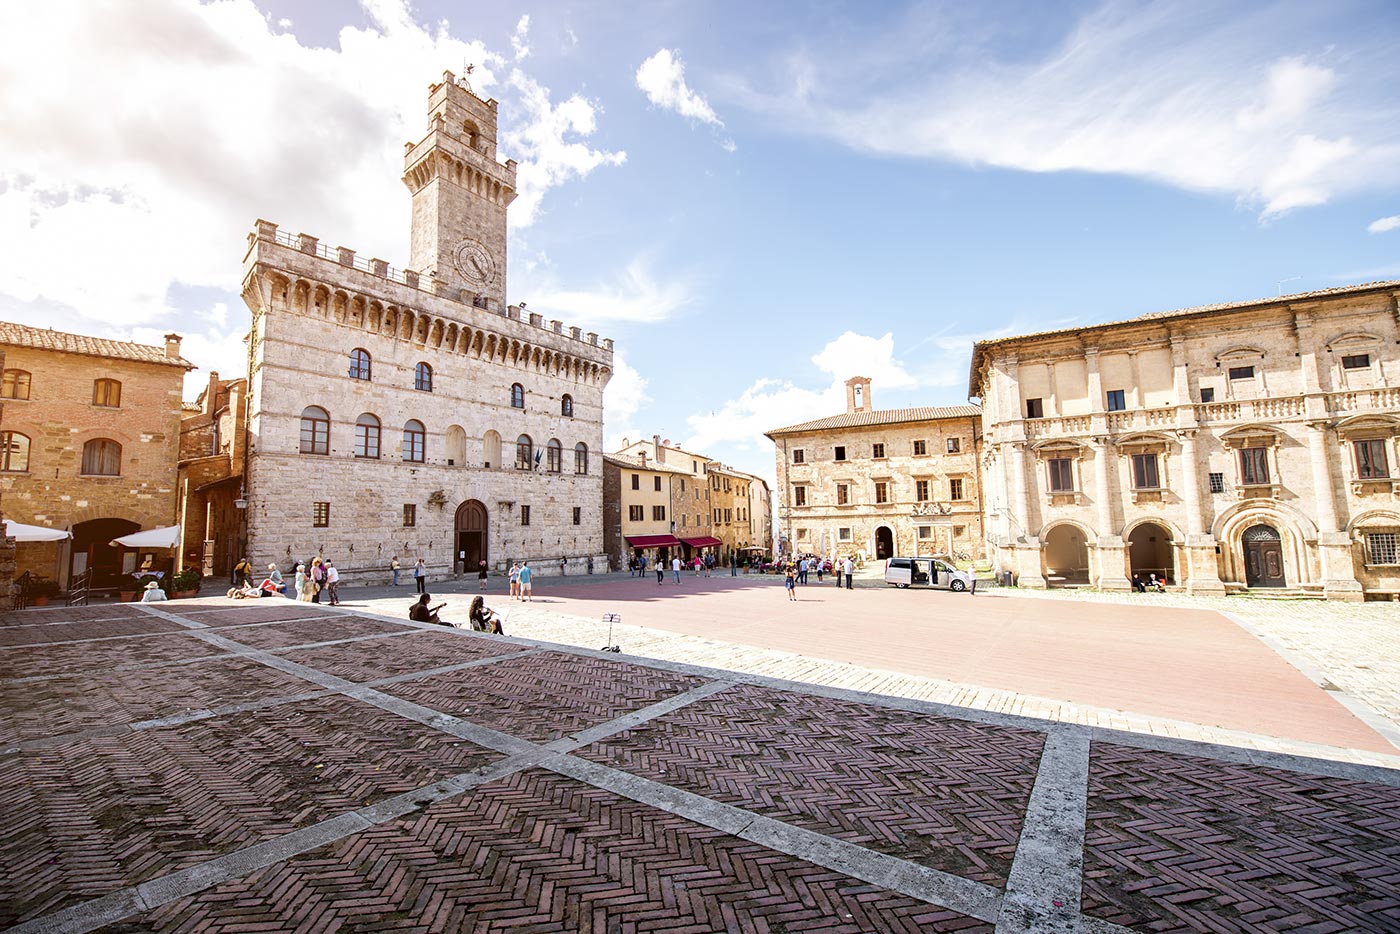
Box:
(28, 576, 61, 606)
(171, 567, 203, 599)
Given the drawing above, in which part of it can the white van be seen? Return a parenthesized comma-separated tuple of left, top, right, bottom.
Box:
(884, 556, 976, 593)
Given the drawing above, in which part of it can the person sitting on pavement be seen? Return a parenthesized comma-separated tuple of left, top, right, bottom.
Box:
(468, 595, 505, 634)
(409, 592, 449, 625)
(140, 580, 167, 603)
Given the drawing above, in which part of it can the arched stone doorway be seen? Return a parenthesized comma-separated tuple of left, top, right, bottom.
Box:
(1243, 524, 1285, 588)
(1043, 524, 1090, 585)
(454, 500, 487, 574)
(875, 526, 894, 560)
(1128, 522, 1175, 585)
(72, 517, 140, 590)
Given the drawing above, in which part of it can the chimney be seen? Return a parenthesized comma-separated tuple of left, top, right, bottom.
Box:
(653, 434, 664, 463)
(165, 333, 183, 359)
(204, 371, 220, 415)
(845, 376, 872, 414)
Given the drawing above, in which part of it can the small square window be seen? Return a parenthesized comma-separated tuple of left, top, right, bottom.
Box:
(918, 526, 932, 540)
(949, 478, 964, 501)
(838, 527, 851, 542)
(1208, 472, 1225, 494)
(403, 504, 416, 527)
(792, 449, 805, 464)
(946, 438, 960, 453)
(1106, 389, 1126, 412)
(1228, 365, 1255, 380)
(573, 506, 582, 525)
(1026, 398, 1044, 419)
(913, 440, 927, 456)
(521, 505, 531, 526)
(1342, 353, 1371, 370)
(1200, 387, 1215, 403)
(1367, 531, 1399, 565)
(313, 502, 330, 528)
(834, 446, 846, 461)
(872, 443, 885, 459)
(953, 525, 966, 537)
(653, 505, 666, 521)
(629, 504, 643, 521)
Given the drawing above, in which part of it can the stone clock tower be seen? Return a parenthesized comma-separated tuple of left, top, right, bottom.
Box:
(403, 70, 517, 307)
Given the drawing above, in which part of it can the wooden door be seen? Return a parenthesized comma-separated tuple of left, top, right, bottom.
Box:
(1244, 540, 1285, 587)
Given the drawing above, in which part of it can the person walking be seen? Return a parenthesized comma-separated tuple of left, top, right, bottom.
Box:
(390, 556, 401, 586)
(233, 557, 253, 587)
(704, 553, 713, 577)
(478, 559, 489, 590)
(798, 557, 809, 585)
(413, 558, 426, 594)
(518, 561, 533, 602)
(310, 557, 326, 604)
(671, 555, 682, 584)
(559, 556, 567, 576)
(324, 559, 340, 605)
(843, 555, 855, 590)
(784, 565, 797, 601)
(693, 556, 702, 577)
(656, 557, 665, 586)
(509, 562, 521, 599)
(638, 554, 647, 579)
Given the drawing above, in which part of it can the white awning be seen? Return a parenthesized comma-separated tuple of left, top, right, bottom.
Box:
(110, 525, 181, 549)
(3, 519, 72, 543)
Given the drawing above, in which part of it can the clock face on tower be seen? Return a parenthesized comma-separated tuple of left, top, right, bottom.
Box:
(453, 239, 496, 288)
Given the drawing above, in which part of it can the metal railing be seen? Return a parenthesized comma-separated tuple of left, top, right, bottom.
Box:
(66, 569, 91, 606)
(11, 570, 30, 611)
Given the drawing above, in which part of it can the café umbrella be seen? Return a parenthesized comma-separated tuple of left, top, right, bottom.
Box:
(110, 525, 181, 549)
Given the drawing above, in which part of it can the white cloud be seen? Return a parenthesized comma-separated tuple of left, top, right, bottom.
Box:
(1369, 215, 1400, 234)
(636, 48, 723, 126)
(511, 14, 531, 61)
(514, 256, 693, 324)
(603, 353, 651, 452)
(732, 4, 1400, 217)
(0, 0, 623, 335)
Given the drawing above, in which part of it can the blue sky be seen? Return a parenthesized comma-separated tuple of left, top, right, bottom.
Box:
(2, 0, 1399, 486)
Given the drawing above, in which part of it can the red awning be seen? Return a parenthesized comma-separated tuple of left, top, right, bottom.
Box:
(680, 537, 723, 548)
(625, 534, 682, 548)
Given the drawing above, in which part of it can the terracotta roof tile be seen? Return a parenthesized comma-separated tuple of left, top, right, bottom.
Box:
(602, 453, 693, 473)
(766, 405, 983, 436)
(0, 322, 195, 368)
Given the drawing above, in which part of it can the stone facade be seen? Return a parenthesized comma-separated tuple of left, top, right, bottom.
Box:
(0, 324, 192, 589)
(969, 280, 1400, 600)
(177, 372, 249, 580)
(239, 71, 612, 585)
(602, 451, 694, 570)
(767, 378, 985, 563)
(705, 462, 764, 560)
(747, 475, 774, 558)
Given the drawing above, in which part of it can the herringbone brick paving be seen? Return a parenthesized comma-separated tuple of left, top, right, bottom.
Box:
(278, 629, 527, 682)
(0, 694, 501, 926)
(123, 769, 991, 934)
(1082, 742, 1400, 932)
(0, 606, 145, 626)
(221, 614, 409, 649)
(578, 682, 1043, 887)
(0, 655, 311, 743)
(0, 615, 191, 647)
(380, 650, 708, 744)
(167, 604, 331, 627)
(0, 631, 223, 679)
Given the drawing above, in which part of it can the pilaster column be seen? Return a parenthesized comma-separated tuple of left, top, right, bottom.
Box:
(1176, 430, 1205, 536)
(1307, 422, 1340, 534)
(1010, 442, 1031, 539)
(1308, 420, 1364, 599)
(1127, 351, 1142, 409)
(1091, 439, 1129, 590)
(1092, 439, 1116, 537)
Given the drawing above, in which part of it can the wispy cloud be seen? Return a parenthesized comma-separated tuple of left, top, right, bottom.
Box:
(515, 256, 694, 324)
(511, 14, 531, 60)
(1369, 215, 1400, 234)
(637, 48, 723, 125)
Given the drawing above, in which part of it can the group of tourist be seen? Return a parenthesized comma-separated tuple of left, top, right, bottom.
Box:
(783, 555, 857, 600)
(229, 556, 342, 604)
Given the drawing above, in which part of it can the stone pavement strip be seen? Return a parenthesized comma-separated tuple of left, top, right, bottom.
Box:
(0, 598, 1396, 933)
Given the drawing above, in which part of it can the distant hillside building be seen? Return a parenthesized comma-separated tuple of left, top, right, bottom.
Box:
(235, 71, 613, 582)
(969, 280, 1400, 599)
(0, 323, 193, 589)
(766, 378, 984, 562)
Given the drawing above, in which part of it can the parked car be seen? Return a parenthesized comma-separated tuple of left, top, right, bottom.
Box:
(884, 557, 976, 593)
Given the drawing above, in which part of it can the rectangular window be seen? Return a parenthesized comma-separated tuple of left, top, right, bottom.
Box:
(794, 486, 807, 506)
(1047, 457, 1074, 493)
(949, 478, 964, 501)
(93, 379, 122, 408)
(654, 476, 662, 492)
(714, 509, 720, 522)
(629, 504, 643, 521)
(653, 505, 666, 521)
(792, 449, 805, 464)
(1106, 389, 1126, 411)
(725, 509, 732, 522)
(953, 525, 966, 537)
(913, 440, 927, 456)
(1367, 531, 1399, 565)
(918, 526, 932, 540)
(872, 443, 885, 459)
(681, 513, 687, 527)
(1342, 354, 1371, 370)
(1131, 453, 1160, 490)
(1209, 472, 1225, 494)
(1200, 387, 1215, 403)
(573, 506, 582, 526)
(946, 438, 960, 453)
(631, 474, 640, 490)
(403, 504, 416, 527)
(834, 446, 846, 461)
(679, 478, 685, 492)
(1026, 398, 1044, 419)
(521, 505, 531, 526)
(836, 483, 849, 505)
(1240, 447, 1270, 485)
(797, 527, 808, 540)
(313, 502, 330, 528)
(874, 481, 889, 504)
(1228, 365, 1255, 380)
(838, 527, 852, 541)
(915, 479, 929, 501)
(1356, 439, 1390, 479)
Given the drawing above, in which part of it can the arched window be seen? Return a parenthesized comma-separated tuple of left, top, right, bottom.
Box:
(0, 431, 30, 472)
(1, 369, 31, 400)
(446, 425, 467, 466)
(300, 406, 329, 455)
(483, 429, 501, 469)
(511, 383, 525, 408)
(402, 420, 426, 463)
(574, 442, 589, 475)
(546, 438, 563, 473)
(349, 348, 371, 380)
(515, 434, 533, 470)
(354, 413, 381, 459)
(561, 394, 574, 417)
(415, 362, 433, 392)
(93, 378, 122, 407)
(81, 438, 121, 476)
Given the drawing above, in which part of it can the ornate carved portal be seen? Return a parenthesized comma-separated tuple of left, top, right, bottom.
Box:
(1242, 524, 1285, 588)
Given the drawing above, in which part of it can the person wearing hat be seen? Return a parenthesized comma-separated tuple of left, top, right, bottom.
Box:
(140, 580, 167, 603)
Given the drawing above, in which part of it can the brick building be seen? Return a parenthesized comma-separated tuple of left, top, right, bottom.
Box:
(0, 323, 193, 589)
(601, 451, 693, 571)
(237, 72, 613, 584)
(767, 377, 984, 563)
(612, 436, 722, 564)
(970, 279, 1400, 599)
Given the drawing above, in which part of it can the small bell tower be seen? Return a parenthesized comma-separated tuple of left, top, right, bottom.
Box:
(402, 70, 517, 307)
(845, 376, 873, 414)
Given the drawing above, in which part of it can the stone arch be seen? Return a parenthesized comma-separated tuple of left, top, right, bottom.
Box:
(267, 273, 291, 308)
(291, 280, 310, 314)
(1040, 519, 1094, 586)
(1127, 520, 1177, 586)
(1213, 500, 1316, 589)
(332, 291, 348, 323)
(311, 284, 331, 318)
(399, 309, 415, 341)
(445, 323, 458, 350)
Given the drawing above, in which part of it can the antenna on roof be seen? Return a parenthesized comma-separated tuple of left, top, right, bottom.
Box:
(1277, 276, 1302, 296)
